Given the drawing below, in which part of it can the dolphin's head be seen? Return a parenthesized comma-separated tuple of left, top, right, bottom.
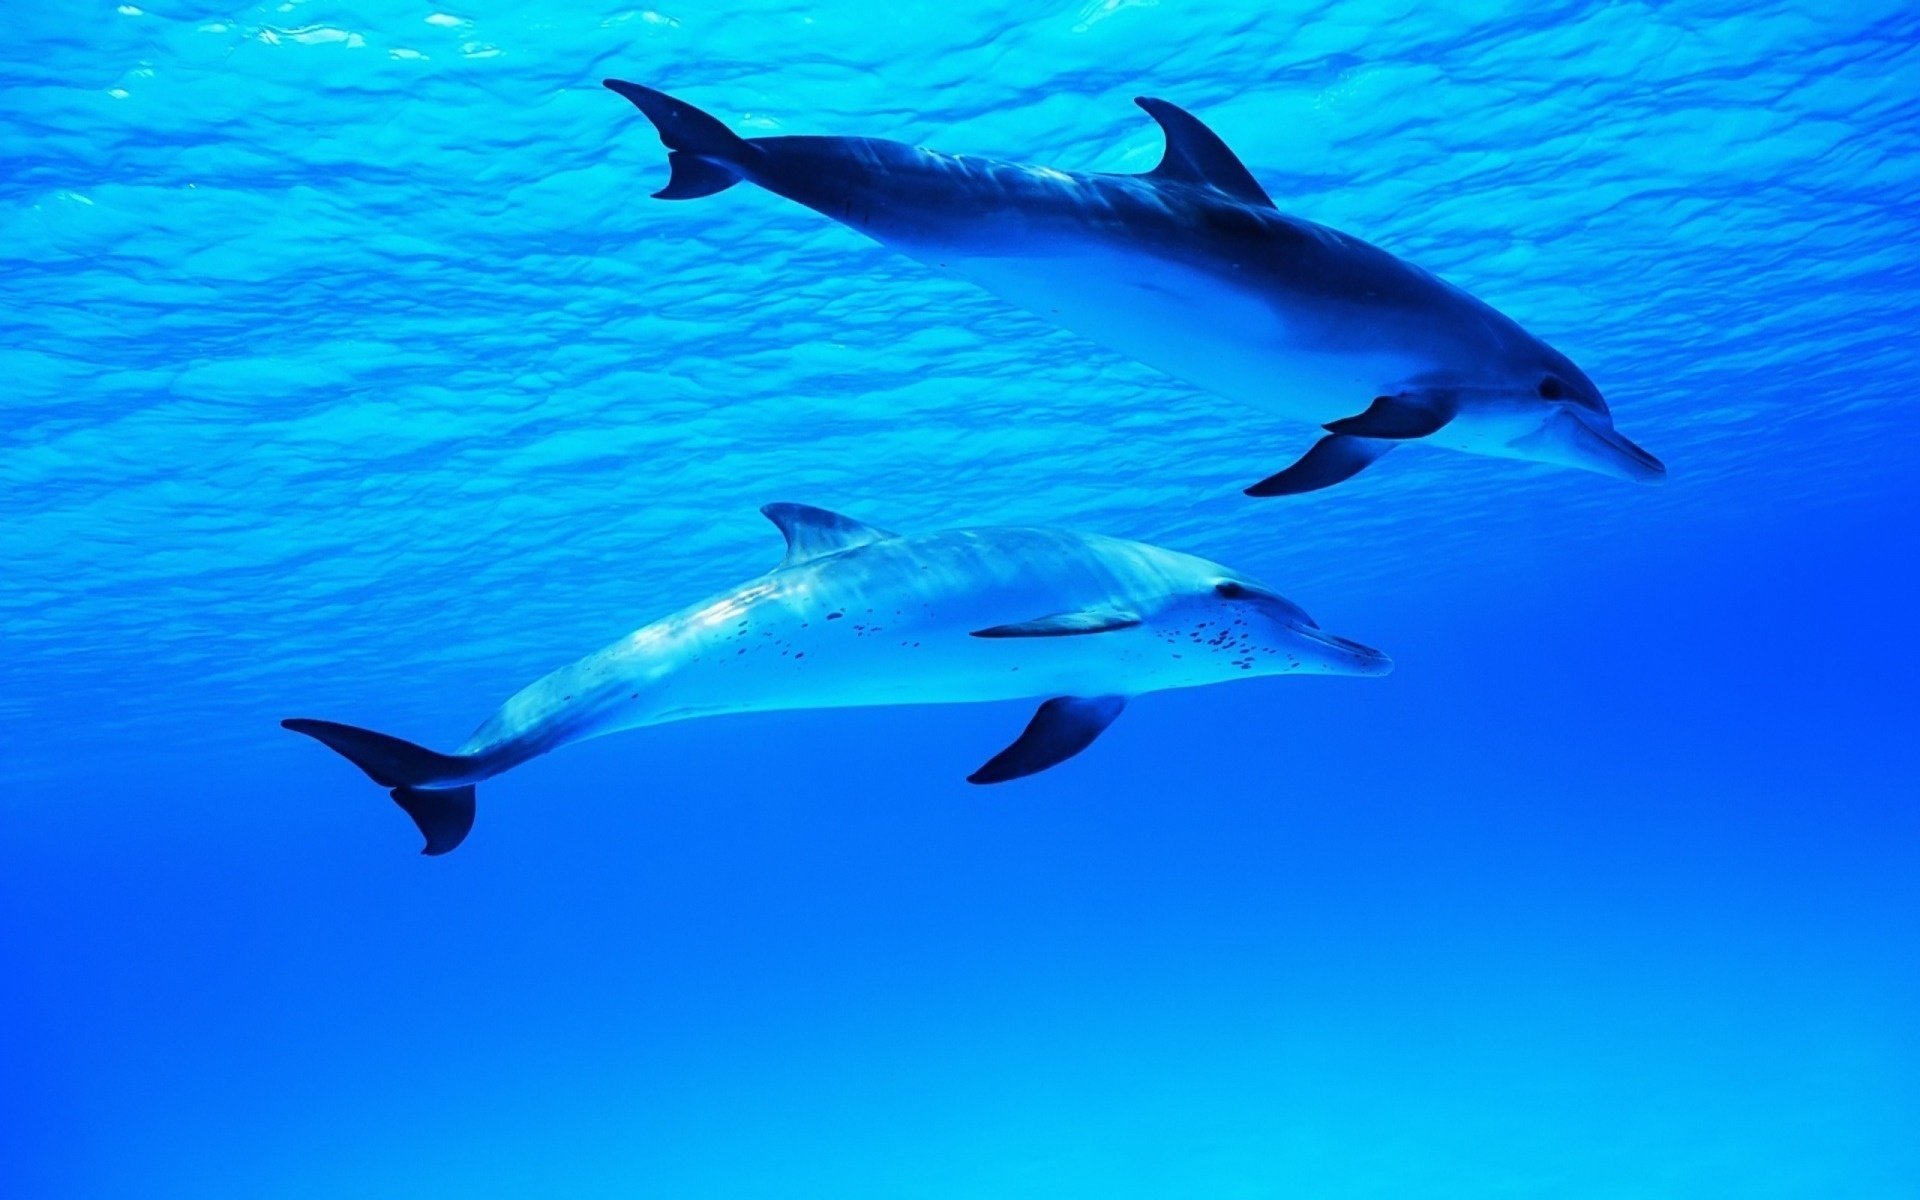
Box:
(1489, 347, 1666, 484)
(1181, 577, 1394, 678)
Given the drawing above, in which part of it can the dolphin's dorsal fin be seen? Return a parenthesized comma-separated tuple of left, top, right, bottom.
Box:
(762, 502, 896, 568)
(1134, 97, 1275, 209)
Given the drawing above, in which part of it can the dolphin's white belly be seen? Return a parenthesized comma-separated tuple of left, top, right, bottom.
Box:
(904, 238, 1420, 426)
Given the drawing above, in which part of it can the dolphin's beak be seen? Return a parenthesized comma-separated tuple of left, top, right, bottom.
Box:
(1293, 626, 1394, 677)
(1523, 409, 1667, 485)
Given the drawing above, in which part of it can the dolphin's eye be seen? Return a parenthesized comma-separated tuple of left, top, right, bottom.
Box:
(1214, 581, 1248, 599)
(1537, 376, 1565, 400)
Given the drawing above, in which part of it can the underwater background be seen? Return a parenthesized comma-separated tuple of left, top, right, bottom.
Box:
(5, 0, 1919, 1195)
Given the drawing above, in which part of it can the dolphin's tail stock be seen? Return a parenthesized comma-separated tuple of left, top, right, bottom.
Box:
(281, 718, 482, 855)
(603, 80, 764, 200)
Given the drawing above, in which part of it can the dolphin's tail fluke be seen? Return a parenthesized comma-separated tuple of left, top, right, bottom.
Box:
(603, 80, 762, 200)
(281, 718, 480, 856)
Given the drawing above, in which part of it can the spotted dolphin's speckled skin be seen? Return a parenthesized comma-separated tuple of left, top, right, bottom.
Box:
(280, 506, 1391, 853)
(607, 82, 1666, 490)
(450, 507, 1390, 781)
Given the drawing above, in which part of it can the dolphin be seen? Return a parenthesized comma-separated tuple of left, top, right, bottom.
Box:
(602, 81, 1665, 496)
(283, 504, 1390, 854)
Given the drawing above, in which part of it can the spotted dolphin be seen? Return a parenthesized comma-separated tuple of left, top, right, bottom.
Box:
(603, 81, 1665, 496)
(283, 504, 1389, 854)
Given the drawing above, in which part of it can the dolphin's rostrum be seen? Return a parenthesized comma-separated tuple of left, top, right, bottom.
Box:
(284, 505, 1390, 854)
(603, 80, 1666, 495)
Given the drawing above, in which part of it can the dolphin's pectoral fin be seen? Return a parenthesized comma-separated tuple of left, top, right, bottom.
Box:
(968, 695, 1129, 785)
(762, 502, 898, 568)
(971, 608, 1142, 638)
(1244, 435, 1394, 497)
(1133, 97, 1275, 209)
(1323, 394, 1455, 440)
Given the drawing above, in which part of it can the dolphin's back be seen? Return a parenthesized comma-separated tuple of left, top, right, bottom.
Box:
(604, 82, 1532, 395)
(739, 131, 1529, 395)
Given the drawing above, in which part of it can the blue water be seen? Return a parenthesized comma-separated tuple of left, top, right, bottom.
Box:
(6, 1, 1920, 1195)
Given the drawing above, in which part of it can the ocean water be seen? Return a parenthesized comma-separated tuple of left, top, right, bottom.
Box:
(5, 0, 1919, 1195)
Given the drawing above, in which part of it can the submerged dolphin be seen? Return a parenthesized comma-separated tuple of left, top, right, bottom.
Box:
(604, 81, 1665, 496)
(284, 504, 1389, 854)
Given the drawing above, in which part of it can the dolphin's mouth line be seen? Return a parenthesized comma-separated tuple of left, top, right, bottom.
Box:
(1512, 409, 1667, 484)
(1291, 625, 1394, 674)
(1573, 411, 1667, 481)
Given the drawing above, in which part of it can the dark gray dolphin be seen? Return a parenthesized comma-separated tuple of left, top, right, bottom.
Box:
(283, 504, 1388, 854)
(603, 80, 1665, 496)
